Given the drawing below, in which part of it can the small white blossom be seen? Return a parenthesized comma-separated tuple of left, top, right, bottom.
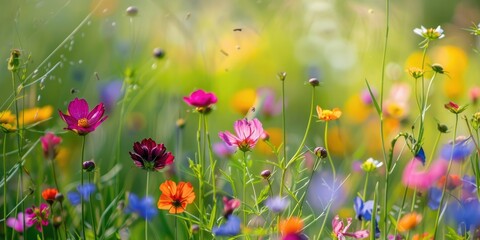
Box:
(413, 25, 445, 40)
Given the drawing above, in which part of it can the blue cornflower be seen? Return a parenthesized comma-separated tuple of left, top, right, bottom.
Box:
(415, 147, 426, 165)
(67, 183, 96, 206)
(125, 193, 158, 220)
(447, 198, 480, 235)
(212, 215, 241, 236)
(440, 137, 475, 162)
(427, 187, 442, 210)
(462, 175, 477, 200)
(265, 196, 289, 213)
(353, 196, 373, 221)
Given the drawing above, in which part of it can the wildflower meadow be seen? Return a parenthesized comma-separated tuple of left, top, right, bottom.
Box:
(2, 0, 480, 239)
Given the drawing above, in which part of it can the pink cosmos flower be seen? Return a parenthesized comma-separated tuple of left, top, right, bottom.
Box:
(402, 158, 448, 191)
(40, 132, 62, 160)
(25, 203, 50, 232)
(183, 89, 218, 113)
(218, 118, 264, 152)
(58, 98, 108, 136)
(6, 212, 33, 232)
(223, 196, 241, 217)
(129, 138, 174, 171)
(332, 215, 369, 240)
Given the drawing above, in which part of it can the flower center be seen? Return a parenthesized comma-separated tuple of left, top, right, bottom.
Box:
(77, 118, 89, 128)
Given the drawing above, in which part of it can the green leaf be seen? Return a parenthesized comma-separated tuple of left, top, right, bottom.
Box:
(365, 79, 382, 115)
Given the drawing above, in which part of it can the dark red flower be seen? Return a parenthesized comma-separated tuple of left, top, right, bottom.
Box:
(58, 98, 108, 136)
(129, 138, 174, 171)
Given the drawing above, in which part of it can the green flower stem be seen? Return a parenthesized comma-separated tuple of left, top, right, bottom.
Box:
(80, 136, 86, 239)
(88, 173, 97, 240)
(145, 171, 150, 240)
(204, 115, 217, 221)
(3, 133, 7, 237)
(426, 131, 442, 168)
(317, 200, 333, 239)
(242, 151, 247, 229)
(324, 122, 336, 181)
(433, 114, 459, 238)
(296, 156, 321, 216)
(196, 114, 204, 239)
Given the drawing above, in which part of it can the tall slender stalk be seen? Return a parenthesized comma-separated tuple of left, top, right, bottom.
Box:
(80, 136, 86, 238)
(242, 151, 248, 229)
(89, 173, 97, 240)
(324, 122, 336, 181)
(3, 133, 7, 237)
(433, 114, 459, 238)
(195, 114, 204, 239)
(145, 171, 150, 240)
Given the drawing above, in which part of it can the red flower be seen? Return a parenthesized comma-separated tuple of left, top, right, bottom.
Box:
(129, 138, 174, 171)
(42, 188, 59, 205)
(58, 98, 108, 135)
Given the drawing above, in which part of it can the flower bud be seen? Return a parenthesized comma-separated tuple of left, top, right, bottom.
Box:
(308, 78, 319, 86)
(261, 132, 270, 141)
(176, 118, 186, 129)
(55, 193, 64, 203)
(261, 169, 271, 179)
(8, 49, 21, 73)
(153, 48, 165, 59)
(314, 147, 328, 159)
(53, 216, 63, 228)
(431, 64, 444, 74)
(191, 224, 199, 233)
(277, 72, 287, 81)
(437, 123, 448, 133)
(82, 160, 96, 172)
(126, 6, 138, 17)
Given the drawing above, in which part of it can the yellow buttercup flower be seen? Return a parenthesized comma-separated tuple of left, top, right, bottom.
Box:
(316, 106, 342, 121)
(19, 105, 53, 126)
(231, 88, 257, 116)
(0, 111, 17, 133)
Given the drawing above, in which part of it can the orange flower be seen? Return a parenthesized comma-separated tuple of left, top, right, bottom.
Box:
(42, 188, 58, 204)
(412, 233, 433, 240)
(157, 180, 195, 214)
(279, 217, 303, 236)
(437, 174, 462, 190)
(397, 212, 422, 232)
(316, 106, 342, 121)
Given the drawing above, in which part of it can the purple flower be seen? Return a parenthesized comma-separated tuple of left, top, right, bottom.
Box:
(183, 89, 218, 113)
(462, 175, 477, 200)
(440, 137, 475, 162)
(361, 88, 377, 105)
(218, 118, 264, 152)
(213, 215, 241, 236)
(212, 142, 236, 158)
(6, 212, 32, 232)
(25, 203, 50, 232)
(129, 138, 174, 171)
(257, 88, 282, 118)
(307, 171, 347, 213)
(99, 80, 123, 113)
(40, 132, 62, 160)
(125, 193, 158, 220)
(58, 98, 108, 135)
(265, 196, 290, 213)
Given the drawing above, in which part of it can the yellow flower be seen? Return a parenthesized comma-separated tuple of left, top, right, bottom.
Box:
(344, 94, 371, 124)
(397, 212, 422, 232)
(231, 88, 257, 116)
(19, 106, 53, 126)
(0, 111, 17, 133)
(316, 106, 342, 121)
(257, 127, 282, 155)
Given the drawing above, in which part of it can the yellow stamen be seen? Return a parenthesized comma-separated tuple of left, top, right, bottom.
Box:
(77, 118, 89, 128)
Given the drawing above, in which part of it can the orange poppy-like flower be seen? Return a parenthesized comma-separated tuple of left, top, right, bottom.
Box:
(157, 180, 195, 214)
(437, 174, 462, 190)
(316, 106, 342, 121)
(42, 188, 59, 204)
(397, 212, 422, 232)
(279, 217, 303, 236)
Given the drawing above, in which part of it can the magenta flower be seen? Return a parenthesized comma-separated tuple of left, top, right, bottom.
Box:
(40, 132, 62, 160)
(402, 158, 448, 191)
(58, 98, 108, 135)
(218, 118, 264, 152)
(6, 212, 32, 232)
(25, 203, 50, 232)
(183, 89, 218, 113)
(129, 138, 174, 171)
(223, 196, 241, 217)
(332, 215, 369, 240)
(257, 88, 282, 118)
